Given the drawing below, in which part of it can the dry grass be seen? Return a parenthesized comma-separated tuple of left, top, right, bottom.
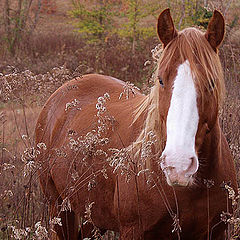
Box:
(0, 1, 239, 239)
(0, 38, 239, 238)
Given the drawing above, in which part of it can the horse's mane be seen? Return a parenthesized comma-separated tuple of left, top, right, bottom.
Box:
(160, 27, 225, 103)
(128, 27, 225, 169)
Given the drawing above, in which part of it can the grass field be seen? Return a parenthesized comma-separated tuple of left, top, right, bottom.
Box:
(0, 0, 239, 239)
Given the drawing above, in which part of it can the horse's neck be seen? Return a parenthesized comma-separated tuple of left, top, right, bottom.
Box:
(200, 120, 222, 160)
(199, 118, 235, 183)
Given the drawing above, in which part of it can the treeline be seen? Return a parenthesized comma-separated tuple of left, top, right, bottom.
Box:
(0, 0, 239, 80)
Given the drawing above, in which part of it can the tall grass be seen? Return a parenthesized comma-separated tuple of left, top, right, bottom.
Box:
(0, 27, 239, 239)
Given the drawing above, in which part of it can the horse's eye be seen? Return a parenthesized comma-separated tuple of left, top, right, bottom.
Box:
(158, 77, 164, 87)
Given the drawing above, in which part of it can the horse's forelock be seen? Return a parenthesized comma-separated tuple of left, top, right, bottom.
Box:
(159, 27, 225, 105)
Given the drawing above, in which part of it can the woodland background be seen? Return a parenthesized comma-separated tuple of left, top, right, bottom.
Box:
(0, 0, 239, 239)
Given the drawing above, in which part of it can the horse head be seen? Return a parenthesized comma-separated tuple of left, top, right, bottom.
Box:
(157, 9, 225, 187)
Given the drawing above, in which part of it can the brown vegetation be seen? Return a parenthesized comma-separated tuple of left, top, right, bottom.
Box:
(0, 0, 239, 239)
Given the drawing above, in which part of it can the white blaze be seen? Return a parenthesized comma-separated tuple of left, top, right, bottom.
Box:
(162, 60, 199, 173)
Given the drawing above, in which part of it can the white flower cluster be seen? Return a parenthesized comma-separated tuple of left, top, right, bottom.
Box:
(21, 147, 40, 162)
(69, 130, 108, 162)
(151, 43, 163, 62)
(60, 197, 72, 212)
(37, 142, 47, 150)
(220, 183, 240, 238)
(21, 147, 40, 177)
(67, 93, 112, 184)
(49, 217, 62, 227)
(84, 201, 94, 225)
(71, 169, 79, 181)
(225, 184, 240, 206)
(172, 214, 182, 234)
(140, 131, 157, 159)
(227, 216, 240, 225)
(9, 226, 28, 239)
(88, 179, 96, 191)
(0, 65, 79, 103)
(23, 161, 36, 177)
(69, 130, 98, 153)
(83, 202, 102, 239)
(96, 93, 110, 116)
(119, 82, 140, 100)
(203, 179, 215, 189)
(107, 131, 157, 181)
(1, 189, 13, 198)
(34, 221, 48, 239)
(69, 93, 111, 164)
(21, 143, 46, 177)
(1, 75, 13, 101)
(65, 98, 81, 112)
(96, 92, 112, 135)
(2, 162, 15, 171)
(54, 148, 67, 158)
(107, 148, 132, 181)
(21, 135, 29, 140)
(51, 65, 71, 78)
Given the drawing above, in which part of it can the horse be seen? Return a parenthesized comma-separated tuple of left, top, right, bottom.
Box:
(35, 8, 237, 240)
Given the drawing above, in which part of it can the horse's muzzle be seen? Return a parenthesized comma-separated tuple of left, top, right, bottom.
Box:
(160, 155, 198, 187)
(163, 167, 194, 187)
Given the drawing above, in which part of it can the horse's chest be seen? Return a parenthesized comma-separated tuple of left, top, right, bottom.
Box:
(143, 187, 227, 239)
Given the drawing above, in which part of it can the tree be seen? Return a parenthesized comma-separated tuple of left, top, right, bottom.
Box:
(118, 0, 160, 54)
(70, 0, 115, 43)
(2, 0, 42, 55)
(168, 0, 213, 30)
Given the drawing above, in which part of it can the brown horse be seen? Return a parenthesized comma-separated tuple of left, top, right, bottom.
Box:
(35, 9, 237, 240)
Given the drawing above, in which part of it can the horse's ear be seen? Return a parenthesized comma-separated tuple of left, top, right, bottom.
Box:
(205, 10, 225, 51)
(157, 8, 178, 47)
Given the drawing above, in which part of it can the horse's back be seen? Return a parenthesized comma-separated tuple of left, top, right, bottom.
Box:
(35, 74, 141, 146)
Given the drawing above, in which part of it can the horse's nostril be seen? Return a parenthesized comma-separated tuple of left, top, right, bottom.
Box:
(186, 156, 198, 174)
